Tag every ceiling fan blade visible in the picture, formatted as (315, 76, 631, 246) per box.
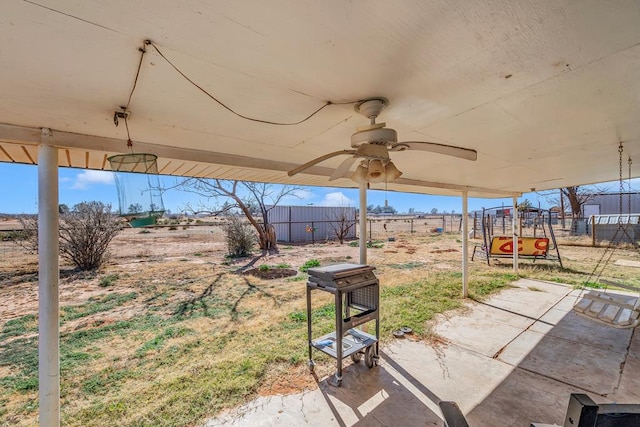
(288, 150, 356, 177)
(391, 141, 477, 161)
(329, 157, 357, 181)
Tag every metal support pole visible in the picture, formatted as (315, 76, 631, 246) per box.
(462, 191, 469, 298)
(311, 221, 315, 244)
(559, 188, 566, 229)
(512, 196, 519, 275)
(359, 183, 367, 264)
(288, 206, 292, 243)
(333, 291, 343, 386)
(473, 212, 477, 239)
(38, 132, 60, 427)
(306, 287, 313, 365)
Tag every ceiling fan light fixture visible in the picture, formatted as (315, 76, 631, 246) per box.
(367, 159, 386, 182)
(287, 97, 477, 180)
(351, 164, 369, 184)
(385, 161, 402, 181)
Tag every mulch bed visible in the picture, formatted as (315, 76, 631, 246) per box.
(243, 268, 298, 280)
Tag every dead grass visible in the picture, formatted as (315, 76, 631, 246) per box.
(1, 229, 639, 426)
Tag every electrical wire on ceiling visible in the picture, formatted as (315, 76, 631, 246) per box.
(125, 40, 150, 110)
(122, 39, 363, 126)
(113, 40, 151, 151)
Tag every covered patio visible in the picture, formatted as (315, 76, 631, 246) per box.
(208, 279, 640, 426)
(1, 1, 640, 425)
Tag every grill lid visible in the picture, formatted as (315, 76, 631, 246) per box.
(307, 263, 375, 280)
(307, 263, 377, 289)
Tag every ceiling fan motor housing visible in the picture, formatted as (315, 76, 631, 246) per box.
(351, 127, 398, 148)
(354, 142, 390, 160)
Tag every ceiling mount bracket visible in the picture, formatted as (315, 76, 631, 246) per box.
(113, 107, 131, 127)
(354, 97, 389, 122)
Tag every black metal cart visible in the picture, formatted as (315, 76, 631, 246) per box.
(306, 263, 380, 386)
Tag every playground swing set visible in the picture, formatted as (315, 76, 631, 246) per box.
(572, 142, 639, 329)
(471, 205, 563, 268)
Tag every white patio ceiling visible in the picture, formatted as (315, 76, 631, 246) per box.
(1, 0, 640, 198)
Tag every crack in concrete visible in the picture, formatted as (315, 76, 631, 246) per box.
(514, 365, 608, 397)
(299, 392, 310, 424)
(612, 326, 636, 395)
(491, 285, 574, 359)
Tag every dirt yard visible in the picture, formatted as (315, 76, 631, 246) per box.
(1, 224, 639, 426)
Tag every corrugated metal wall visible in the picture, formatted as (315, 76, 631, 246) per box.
(594, 224, 640, 245)
(591, 214, 640, 245)
(584, 193, 640, 215)
(268, 206, 357, 243)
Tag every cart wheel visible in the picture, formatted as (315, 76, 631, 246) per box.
(330, 374, 342, 387)
(365, 346, 377, 369)
(351, 351, 363, 363)
(308, 360, 315, 372)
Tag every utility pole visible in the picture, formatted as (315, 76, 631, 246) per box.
(559, 188, 566, 229)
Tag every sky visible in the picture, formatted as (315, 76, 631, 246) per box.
(1, 162, 635, 216)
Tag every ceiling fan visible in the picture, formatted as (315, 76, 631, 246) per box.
(287, 98, 477, 183)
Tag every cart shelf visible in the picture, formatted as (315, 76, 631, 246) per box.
(311, 329, 377, 359)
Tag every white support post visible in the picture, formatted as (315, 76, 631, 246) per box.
(512, 196, 519, 275)
(462, 191, 469, 298)
(38, 131, 60, 427)
(359, 183, 367, 265)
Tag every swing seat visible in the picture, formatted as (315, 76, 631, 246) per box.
(472, 236, 562, 267)
(573, 282, 640, 328)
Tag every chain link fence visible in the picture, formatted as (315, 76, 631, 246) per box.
(0, 214, 480, 270)
(0, 240, 36, 269)
(0, 224, 229, 270)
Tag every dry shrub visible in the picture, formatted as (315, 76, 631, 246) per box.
(224, 215, 256, 257)
(60, 202, 122, 270)
(17, 202, 121, 270)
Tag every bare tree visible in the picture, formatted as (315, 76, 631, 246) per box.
(538, 185, 607, 219)
(561, 186, 608, 219)
(562, 187, 599, 219)
(327, 206, 356, 244)
(16, 215, 38, 253)
(177, 179, 305, 252)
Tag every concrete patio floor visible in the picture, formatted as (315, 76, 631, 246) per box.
(206, 279, 639, 426)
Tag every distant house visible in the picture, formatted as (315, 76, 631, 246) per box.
(582, 192, 640, 217)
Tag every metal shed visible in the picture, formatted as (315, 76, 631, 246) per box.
(583, 193, 640, 217)
(268, 205, 357, 243)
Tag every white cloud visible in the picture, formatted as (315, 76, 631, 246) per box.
(292, 189, 314, 200)
(72, 170, 115, 190)
(282, 188, 313, 205)
(318, 192, 354, 207)
(280, 188, 314, 204)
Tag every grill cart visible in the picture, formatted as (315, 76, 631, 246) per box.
(306, 264, 380, 386)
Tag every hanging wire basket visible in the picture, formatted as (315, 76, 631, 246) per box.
(107, 153, 165, 227)
(108, 153, 159, 174)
